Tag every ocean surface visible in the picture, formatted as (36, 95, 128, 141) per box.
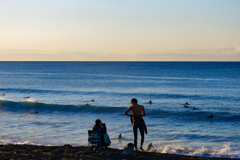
(0, 62, 240, 158)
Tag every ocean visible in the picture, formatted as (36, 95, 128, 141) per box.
(0, 62, 240, 158)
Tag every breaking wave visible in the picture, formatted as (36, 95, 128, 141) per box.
(147, 144, 240, 159)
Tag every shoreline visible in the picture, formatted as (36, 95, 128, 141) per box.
(0, 144, 238, 160)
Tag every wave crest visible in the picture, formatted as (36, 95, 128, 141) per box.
(148, 144, 240, 159)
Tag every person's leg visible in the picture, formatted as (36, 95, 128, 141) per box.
(139, 125, 144, 150)
(133, 125, 138, 150)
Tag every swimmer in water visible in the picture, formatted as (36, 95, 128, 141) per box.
(208, 114, 214, 118)
(91, 99, 94, 102)
(192, 107, 196, 110)
(31, 111, 38, 114)
(204, 114, 214, 118)
(147, 143, 153, 151)
(85, 103, 89, 106)
(185, 102, 189, 105)
(184, 105, 189, 108)
(0, 94, 5, 96)
(118, 134, 122, 140)
(148, 100, 152, 104)
(23, 96, 30, 99)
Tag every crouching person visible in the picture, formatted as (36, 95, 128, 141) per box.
(123, 143, 136, 155)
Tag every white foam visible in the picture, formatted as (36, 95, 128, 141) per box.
(25, 97, 38, 103)
(0, 137, 57, 146)
(146, 144, 240, 159)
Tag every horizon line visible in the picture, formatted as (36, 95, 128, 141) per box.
(0, 61, 239, 62)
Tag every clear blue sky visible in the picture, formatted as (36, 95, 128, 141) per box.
(0, 0, 239, 61)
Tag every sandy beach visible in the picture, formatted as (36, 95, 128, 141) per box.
(0, 144, 238, 160)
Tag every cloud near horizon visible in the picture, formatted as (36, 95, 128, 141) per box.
(139, 45, 238, 56)
(0, 45, 239, 61)
(233, 44, 240, 53)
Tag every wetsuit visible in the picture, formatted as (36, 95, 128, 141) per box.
(132, 116, 144, 149)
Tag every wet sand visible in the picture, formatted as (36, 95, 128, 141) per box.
(0, 144, 238, 160)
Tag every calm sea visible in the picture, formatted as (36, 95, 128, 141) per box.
(0, 62, 240, 158)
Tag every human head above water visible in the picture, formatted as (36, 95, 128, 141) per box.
(131, 98, 138, 104)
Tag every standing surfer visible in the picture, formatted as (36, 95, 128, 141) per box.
(124, 98, 147, 151)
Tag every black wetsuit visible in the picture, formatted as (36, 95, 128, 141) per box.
(132, 116, 144, 149)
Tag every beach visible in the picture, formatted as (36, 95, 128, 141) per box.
(1, 0, 240, 158)
(0, 62, 240, 159)
(0, 144, 238, 160)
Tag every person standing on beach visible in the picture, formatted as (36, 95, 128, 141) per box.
(124, 98, 147, 151)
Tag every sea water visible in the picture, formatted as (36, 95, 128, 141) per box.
(0, 62, 240, 158)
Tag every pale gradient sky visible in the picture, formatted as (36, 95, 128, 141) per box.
(0, 0, 239, 61)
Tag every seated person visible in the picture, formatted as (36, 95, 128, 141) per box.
(123, 143, 135, 155)
(92, 119, 110, 148)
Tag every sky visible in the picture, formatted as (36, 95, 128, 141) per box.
(0, 0, 240, 61)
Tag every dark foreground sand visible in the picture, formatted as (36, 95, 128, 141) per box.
(0, 144, 238, 160)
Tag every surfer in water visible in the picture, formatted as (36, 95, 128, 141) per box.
(208, 114, 214, 118)
(23, 96, 30, 98)
(204, 114, 214, 118)
(124, 98, 146, 151)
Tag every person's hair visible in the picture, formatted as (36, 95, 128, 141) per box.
(94, 119, 102, 128)
(126, 143, 134, 148)
(131, 98, 138, 104)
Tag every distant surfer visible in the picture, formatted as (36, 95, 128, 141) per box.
(31, 111, 38, 114)
(91, 99, 94, 102)
(204, 114, 214, 118)
(148, 100, 152, 104)
(185, 102, 189, 105)
(184, 105, 189, 108)
(85, 103, 89, 106)
(0, 94, 5, 96)
(207, 114, 214, 118)
(23, 96, 30, 98)
(192, 107, 196, 110)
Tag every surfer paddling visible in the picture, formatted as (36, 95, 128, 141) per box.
(124, 98, 147, 151)
(23, 96, 30, 98)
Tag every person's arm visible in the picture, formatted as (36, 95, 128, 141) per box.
(124, 107, 132, 116)
(142, 106, 146, 116)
